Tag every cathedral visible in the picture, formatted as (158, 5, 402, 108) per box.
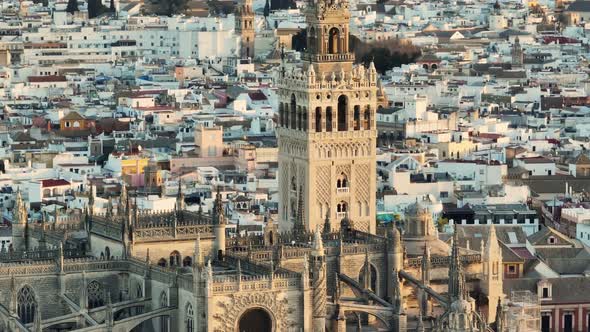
(0, 187, 502, 332)
(0, 1, 506, 331)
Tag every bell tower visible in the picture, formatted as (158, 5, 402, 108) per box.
(235, 0, 255, 59)
(277, 0, 378, 234)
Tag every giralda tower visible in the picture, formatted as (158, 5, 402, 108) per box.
(276, 0, 378, 234)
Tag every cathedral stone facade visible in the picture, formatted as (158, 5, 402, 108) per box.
(0, 184, 504, 332)
(276, 0, 378, 234)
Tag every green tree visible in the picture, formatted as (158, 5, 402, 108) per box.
(437, 217, 449, 232)
(66, 0, 79, 13)
(158, 0, 189, 16)
(88, 0, 108, 18)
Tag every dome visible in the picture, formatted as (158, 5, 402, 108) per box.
(388, 224, 401, 243)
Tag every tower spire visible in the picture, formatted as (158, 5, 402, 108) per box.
(448, 226, 461, 301)
(293, 186, 306, 239)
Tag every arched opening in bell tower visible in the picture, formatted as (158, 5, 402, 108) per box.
(329, 27, 340, 54)
(326, 107, 333, 132)
(309, 27, 317, 53)
(337, 95, 348, 131)
(353, 105, 361, 130)
(315, 107, 322, 132)
(290, 94, 297, 129)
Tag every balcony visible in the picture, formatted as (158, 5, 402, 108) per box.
(336, 187, 349, 194)
(336, 212, 347, 220)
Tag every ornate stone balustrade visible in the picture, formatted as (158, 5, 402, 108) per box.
(0, 246, 86, 262)
(405, 254, 482, 269)
(210, 275, 301, 295)
(90, 218, 122, 241)
(133, 224, 213, 241)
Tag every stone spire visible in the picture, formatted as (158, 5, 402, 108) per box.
(302, 253, 310, 288)
(323, 209, 331, 234)
(213, 186, 225, 225)
(38, 212, 47, 250)
(9, 274, 16, 314)
(33, 304, 42, 332)
(106, 196, 113, 218)
(80, 270, 87, 310)
(311, 226, 324, 257)
(176, 180, 185, 211)
(193, 233, 203, 268)
(119, 183, 128, 215)
(105, 292, 113, 331)
(448, 226, 461, 301)
(311, 226, 327, 332)
(362, 249, 371, 290)
(483, 224, 503, 324)
(57, 241, 64, 273)
(88, 182, 95, 215)
(495, 298, 504, 332)
(13, 188, 28, 224)
(392, 268, 402, 311)
(456, 262, 466, 300)
(420, 244, 432, 317)
(421, 244, 431, 285)
(293, 186, 306, 238)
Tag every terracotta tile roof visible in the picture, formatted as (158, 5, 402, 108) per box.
(61, 111, 85, 121)
(41, 179, 70, 188)
(28, 75, 67, 83)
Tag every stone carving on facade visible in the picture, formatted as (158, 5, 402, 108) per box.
(212, 292, 292, 332)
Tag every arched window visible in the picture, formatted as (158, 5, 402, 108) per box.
(283, 103, 289, 127)
(326, 107, 333, 132)
(337, 95, 348, 131)
(158, 258, 167, 267)
(279, 103, 284, 126)
(358, 263, 378, 293)
(336, 173, 349, 190)
(135, 283, 143, 299)
(17, 286, 36, 324)
(160, 292, 169, 332)
(183, 256, 192, 267)
(309, 27, 316, 53)
(290, 94, 297, 129)
(329, 27, 340, 54)
(170, 251, 181, 267)
(87, 280, 104, 309)
(364, 106, 371, 130)
(104, 246, 111, 260)
(186, 303, 194, 332)
(302, 107, 308, 131)
(353, 105, 361, 130)
(315, 107, 322, 132)
(337, 201, 348, 213)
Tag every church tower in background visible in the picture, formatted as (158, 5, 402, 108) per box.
(276, 0, 378, 234)
(235, 0, 255, 59)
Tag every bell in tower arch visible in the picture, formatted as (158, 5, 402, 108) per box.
(329, 27, 340, 54)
